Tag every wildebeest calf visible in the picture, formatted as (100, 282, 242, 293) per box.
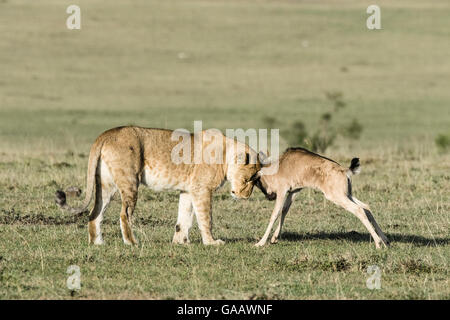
(253, 148, 390, 249)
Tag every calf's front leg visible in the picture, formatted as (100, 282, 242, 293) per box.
(255, 191, 287, 247)
(271, 191, 297, 244)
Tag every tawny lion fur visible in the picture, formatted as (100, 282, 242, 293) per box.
(56, 126, 261, 245)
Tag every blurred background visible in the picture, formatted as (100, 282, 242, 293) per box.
(1, 0, 449, 158)
(0, 0, 449, 300)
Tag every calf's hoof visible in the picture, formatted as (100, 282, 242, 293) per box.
(255, 240, 266, 247)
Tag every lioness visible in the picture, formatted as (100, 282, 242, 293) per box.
(56, 126, 261, 245)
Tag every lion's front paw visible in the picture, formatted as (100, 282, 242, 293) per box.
(93, 238, 104, 245)
(172, 233, 190, 245)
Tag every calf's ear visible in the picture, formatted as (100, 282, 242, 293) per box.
(258, 151, 272, 166)
(258, 151, 267, 162)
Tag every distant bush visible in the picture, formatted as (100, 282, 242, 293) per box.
(307, 130, 336, 153)
(263, 92, 364, 153)
(342, 118, 363, 140)
(435, 134, 450, 153)
(304, 107, 337, 153)
(262, 116, 277, 129)
(289, 121, 308, 146)
(325, 91, 348, 113)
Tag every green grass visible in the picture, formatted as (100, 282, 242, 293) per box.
(0, 0, 449, 299)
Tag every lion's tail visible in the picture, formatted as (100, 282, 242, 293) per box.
(55, 139, 103, 215)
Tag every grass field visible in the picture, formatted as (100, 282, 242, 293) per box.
(0, 0, 449, 299)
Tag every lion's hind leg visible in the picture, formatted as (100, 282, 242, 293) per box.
(109, 168, 139, 245)
(102, 140, 142, 245)
(88, 160, 117, 245)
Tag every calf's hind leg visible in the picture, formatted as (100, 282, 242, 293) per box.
(328, 194, 389, 249)
(352, 197, 390, 246)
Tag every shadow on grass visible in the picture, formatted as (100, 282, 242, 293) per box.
(277, 231, 450, 247)
(0, 209, 173, 227)
(2, 210, 448, 248)
(0, 210, 83, 225)
(229, 231, 449, 247)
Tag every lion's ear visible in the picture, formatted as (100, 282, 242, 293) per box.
(245, 153, 251, 165)
(236, 152, 251, 165)
(258, 151, 266, 160)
